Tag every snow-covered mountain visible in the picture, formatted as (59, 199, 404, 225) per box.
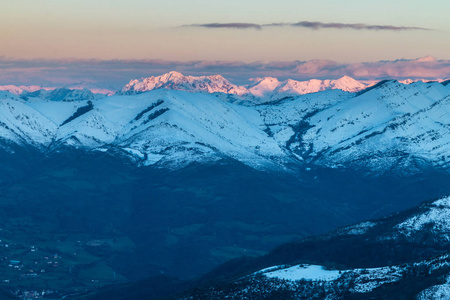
(121, 71, 248, 96)
(261, 80, 450, 173)
(0, 79, 448, 173)
(313, 81, 450, 172)
(247, 75, 368, 101)
(121, 72, 371, 102)
(0, 89, 287, 168)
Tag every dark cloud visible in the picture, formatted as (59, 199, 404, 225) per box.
(184, 23, 262, 30)
(284, 21, 428, 31)
(183, 21, 429, 31)
(0, 57, 448, 89)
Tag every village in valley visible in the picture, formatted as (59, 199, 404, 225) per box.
(0, 226, 129, 299)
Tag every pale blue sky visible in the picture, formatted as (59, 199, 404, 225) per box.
(2, 0, 449, 62)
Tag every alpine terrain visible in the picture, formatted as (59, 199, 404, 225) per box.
(0, 72, 449, 299)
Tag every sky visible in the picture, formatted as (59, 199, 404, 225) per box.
(1, 0, 450, 87)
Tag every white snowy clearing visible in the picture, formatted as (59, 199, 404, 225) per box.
(256, 263, 404, 294)
(260, 264, 342, 281)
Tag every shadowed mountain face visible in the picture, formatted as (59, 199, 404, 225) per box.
(175, 195, 450, 300)
(85, 195, 450, 300)
(1, 147, 449, 284)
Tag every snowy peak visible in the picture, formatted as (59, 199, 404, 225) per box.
(121, 71, 248, 96)
(160, 70, 184, 81)
(277, 76, 367, 94)
(329, 75, 367, 92)
(247, 77, 281, 97)
(245, 76, 369, 102)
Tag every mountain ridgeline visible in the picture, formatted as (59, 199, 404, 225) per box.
(0, 74, 449, 298)
(0, 78, 449, 173)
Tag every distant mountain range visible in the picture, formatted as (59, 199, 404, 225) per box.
(3, 72, 447, 104)
(120, 72, 373, 102)
(0, 83, 115, 97)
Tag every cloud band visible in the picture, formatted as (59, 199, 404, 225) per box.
(184, 21, 429, 31)
(0, 57, 448, 88)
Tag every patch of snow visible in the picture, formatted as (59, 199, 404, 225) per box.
(261, 264, 343, 281)
(123, 147, 145, 159)
(258, 263, 403, 294)
(340, 221, 377, 235)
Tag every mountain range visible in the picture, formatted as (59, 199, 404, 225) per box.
(4, 72, 446, 104)
(0, 76, 448, 175)
(0, 73, 450, 299)
(0, 83, 115, 97)
(120, 72, 372, 103)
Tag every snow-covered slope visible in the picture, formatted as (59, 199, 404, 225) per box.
(260, 80, 450, 173)
(0, 89, 288, 169)
(0, 80, 449, 172)
(0, 97, 57, 148)
(327, 195, 450, 244)
(394, 196, 450, 242)
(205, 255, 450, 299)
(109, 90, 286, 167)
